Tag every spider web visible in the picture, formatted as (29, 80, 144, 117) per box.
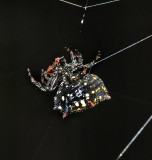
(60, 0, 120, 25)
(60, 0, 120, 8)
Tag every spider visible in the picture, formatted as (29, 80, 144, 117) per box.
(27, 48, 111, 118)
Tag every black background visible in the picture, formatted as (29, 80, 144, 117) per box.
(0, 0, 152, 160)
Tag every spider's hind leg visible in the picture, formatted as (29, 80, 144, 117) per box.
(27, 68, 47, 92)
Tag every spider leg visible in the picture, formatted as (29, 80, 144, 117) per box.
(84, 51, 102, 73)
(65, 47, 83, 64)
(41, 69, 45, 84)
(74, 49, 83, 64)
(91, 51, 101, 65)
(27, 68, 48, 92)
(62, 97, 71, 119)
(95, 51, 101, 61)
(66, 47, 76, 63)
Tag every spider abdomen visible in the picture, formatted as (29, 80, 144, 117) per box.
(54, 74, 111, 117)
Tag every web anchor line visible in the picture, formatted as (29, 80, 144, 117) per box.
(116, 115, 152, 160)
(93, 34, 152, 159)
(59, 0, 83, 8)
(87, 0, 120, 8)
(60, 0, 120, 9)
(60, 0, 120, 24)
(93, 34, 152, 66)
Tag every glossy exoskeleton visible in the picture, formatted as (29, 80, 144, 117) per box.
(27, 48, 111, 118)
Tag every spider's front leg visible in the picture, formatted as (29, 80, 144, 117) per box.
(87, 51, 101, 67)
(91, 51, 101, 65)
(82, 51, 102, 73)
(66, 47, 76, 63)
(27, 68, 48, 92)
(41, 69, 46, 85)
(66, 47, 83, 64)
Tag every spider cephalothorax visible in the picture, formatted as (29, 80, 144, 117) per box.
(27, 48, 111, 118)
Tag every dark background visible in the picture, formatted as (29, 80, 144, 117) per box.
(0, 0, 152, 160)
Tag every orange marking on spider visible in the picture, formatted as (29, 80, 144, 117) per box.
(89, 101, 95, 107)
(55, 57, 60, 64)
(31, 78, 35, 82)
